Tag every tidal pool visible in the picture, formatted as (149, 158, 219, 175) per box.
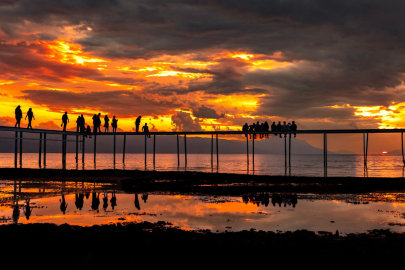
(1, 180, 405, 234)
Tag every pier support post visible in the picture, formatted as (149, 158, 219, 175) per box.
(252, 135, 255, 169)
(216, 134, 219, 167)
(184, 134, 187, 167)
(246, 135, 249, 168)
(363, 133, 369, 167)
(39, 133, 42, 167)
(289, 134, 291, 168)
(61, 134, 64, 166)
(75, 135, 79, 164)
(123, 135, 126, 164)
(401, 132, 405, 166)
(324, 133, 327, 176)
(284, 133, 287, 169)
(153, 135, 156, 167)
(14, 131, 17, 167)
(211, 134, 213, 168)
(82, 135, 85, 164)
(113, 134, 116, 165)
(94, 135, 97, 164)
(144, 134, 147, 167)
(177, 134, 179, 167)
(19, 131, 22, 166)
(43, 133, 46, 167)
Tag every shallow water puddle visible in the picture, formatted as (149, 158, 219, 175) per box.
(1, 181, 405, 234)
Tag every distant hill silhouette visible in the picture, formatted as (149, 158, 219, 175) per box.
(387, 149, 404, 156)
(0, 133, 338, 154)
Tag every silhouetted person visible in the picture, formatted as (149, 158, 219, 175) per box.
(291, 121, 297, 138)
(249, 123, 254, 139)
(76, 115, 81, 132)
(92, 114, 97, 133)
(276, 121, 282, 138)
(85, 125, 92, 138)
(264, 121, 269, 138)
(61, 112, 69, 131)
(141, 193, 148, 203)
(242, 123, 249, 137)
(135, 116, 141, 133)
(79, 115, 85, 133)
(271, 122, 277, 135)
(112, 116, 118, 133)
(97, 113, 101, 133)
(104, 115, 109, 132)
(134, 193, 141, 210)
(102, 193, 108, 211)
(260, 123, 264, 138)
(60, 195, 68, 214)
(91, 192, 100, 211)
(110, 191, 117, 210)
(12, 202, 20, 223)
(142, 123, 151, 138)
(15, 105, 22, 128)
(75, 193, 84, 210)
(25, 108, 35, 129)
(24, 199, 32, 220)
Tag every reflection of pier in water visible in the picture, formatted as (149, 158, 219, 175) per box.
(1, 125, 405, 176)
(243, 193, 298, 208)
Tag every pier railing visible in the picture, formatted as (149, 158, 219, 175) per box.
(1, 125, 405, 176)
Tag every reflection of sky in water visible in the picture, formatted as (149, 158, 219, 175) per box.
(2, 182, 405, 234)
(1, 153, 405, 177)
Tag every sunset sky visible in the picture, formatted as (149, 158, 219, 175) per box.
(1, 0, 405, 153)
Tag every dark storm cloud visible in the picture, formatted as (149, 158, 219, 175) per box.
(21, 89, 186, 116)
(192, 105, 224, 119)
(3, 0, 405, 124)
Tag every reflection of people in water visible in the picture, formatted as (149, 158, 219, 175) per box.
(141, 193, 148, 203)
(102, 193, 108, 211)
(60, 195, 68, 214)
(91, 192, 100, 211)
(134, 193, 140, 210)
(75, 193, 84, 210)
(110, 191, 117, 210)
(24, 199, 32, 220)
(85, 192, 90, 200)
(12, 202, 20, 223)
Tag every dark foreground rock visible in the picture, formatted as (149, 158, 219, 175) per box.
(0, 222, 404, 269)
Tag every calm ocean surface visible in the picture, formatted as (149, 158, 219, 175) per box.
(0, 153, 404, 177)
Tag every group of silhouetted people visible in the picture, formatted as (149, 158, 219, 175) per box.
(13, 105, 155, 136)
(242, 121, 298, 138)
(242, 193, 298, 208)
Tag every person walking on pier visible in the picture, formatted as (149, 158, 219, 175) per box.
(61, 112, 69, 131)
(15, 105, 22, 128)
(142, 123, 151, 138)
(104, 115, 110, 132)
(135, 116, 141, 133)
(112, 116, 118, 133)
(25, 108, 35, 129)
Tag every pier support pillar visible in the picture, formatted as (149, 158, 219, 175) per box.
(14, 131, 17, 167)
(284, 133, 287, 170)
(216, 134, 219, 168)
(289, 134, 291, 168)
(43, 133, 46, 167)
(153, 135, 156, 168)
(211, 134, 213, 168)
(75, 135, 78, 163)
(19, 132, 22, 167)
(113, 134, 116, 165)
(252, 135, 255, 169)
(144, 134, 147, 167)
(402, 132, 405, 165)
(363, 133, 369, 167)
(82, 135, 85, 164)
(184, 134, 187, 167)
(246, 135, 249, 168)
(177, 134, 179, 167)
(123, 135, 126, 164)
(39, 133, 42, 167)
(94, 135, 97, 164)
(324, 133, 327, 176)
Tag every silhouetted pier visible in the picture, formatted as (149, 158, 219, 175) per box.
(1, 125, 405, 176)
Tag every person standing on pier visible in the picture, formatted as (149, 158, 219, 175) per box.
(135, 116, 141, 133)
(242, 123, 249, 137)
(276, 121, 282, 138)
(76, 115, 81, 132)
(92, 114, 97, 133)
(61, 112, 69, 131)
(97, 113, 102, 133)
(142, 123, 151, 138)
(112, 116, 118, 133)
(25, 108, 35, 129)
(291, 121, 297, 138)
(79, 114, 85, 133)
(15, 105, 22, 128)
(104, 115, 110, 132)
